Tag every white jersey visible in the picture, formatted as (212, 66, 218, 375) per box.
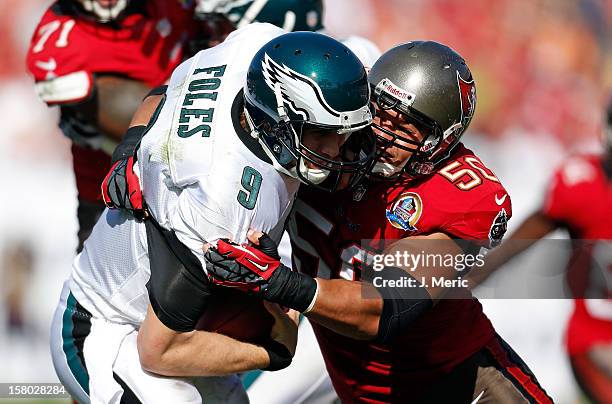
(69, 23, 299, 325)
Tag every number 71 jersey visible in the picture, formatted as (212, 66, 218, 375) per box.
(27, 0, 195, 104)
(541, 155, 612, 356)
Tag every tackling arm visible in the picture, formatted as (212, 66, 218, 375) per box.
(306, 232, 462, 340)
(303, 279, 382, 340)
(205, 232, 465, 342)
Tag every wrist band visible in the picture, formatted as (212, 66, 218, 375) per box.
(302, 278, 319, 314)
(263, 339, 292, 371)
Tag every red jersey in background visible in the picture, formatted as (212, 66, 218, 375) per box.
(26, 0, 194, 202)
(542, 154, 612, 356)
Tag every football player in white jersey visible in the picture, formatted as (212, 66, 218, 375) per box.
(102, 2, 381, 403)
(191, 3, 381, 403)
(50, 24, 375, 404)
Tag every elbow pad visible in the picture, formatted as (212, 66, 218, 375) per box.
(375, 266, 432, 345)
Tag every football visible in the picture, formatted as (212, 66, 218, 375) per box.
(196, 288, 275, 344)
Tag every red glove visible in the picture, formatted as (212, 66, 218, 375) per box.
(205, 236, 282, 293)
(204, 234, 318, 312)
(101, 156, 146, 219)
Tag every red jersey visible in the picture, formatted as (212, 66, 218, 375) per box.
(289, 144, 512, 403)
(542, 154, 612, 356)
(26, 0, 194, 202)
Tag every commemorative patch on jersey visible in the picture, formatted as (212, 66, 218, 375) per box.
(386, 192, 422, 231)
(488, 208, 508, 247)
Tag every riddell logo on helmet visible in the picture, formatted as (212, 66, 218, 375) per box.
(383, 79, 414, 103)
(419, 142, 435, 152)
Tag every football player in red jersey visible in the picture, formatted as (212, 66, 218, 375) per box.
(468, 100, 612, 403)
(26, 0, 196, 251)
(204, 42, 553, 403)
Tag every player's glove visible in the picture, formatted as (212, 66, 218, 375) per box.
(101, 156, 147, 220)
(204, 233, 318, 313)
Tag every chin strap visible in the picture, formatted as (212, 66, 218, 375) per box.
(273, 83, 289, 122)
(244, 106, 299, 181)
(298, 158, 330, 185)
(244, 107, 259, 139)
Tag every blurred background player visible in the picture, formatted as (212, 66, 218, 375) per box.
(470, 99, 612, 403)
(190, 0, 381, 81)
(26, 0, 196, 252)
(191, 0, 324, 50)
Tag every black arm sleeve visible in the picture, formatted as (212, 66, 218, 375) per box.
(144, 218, 213, 332)
(111, 125, 146, 164)
(375, 266, 433, 345)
